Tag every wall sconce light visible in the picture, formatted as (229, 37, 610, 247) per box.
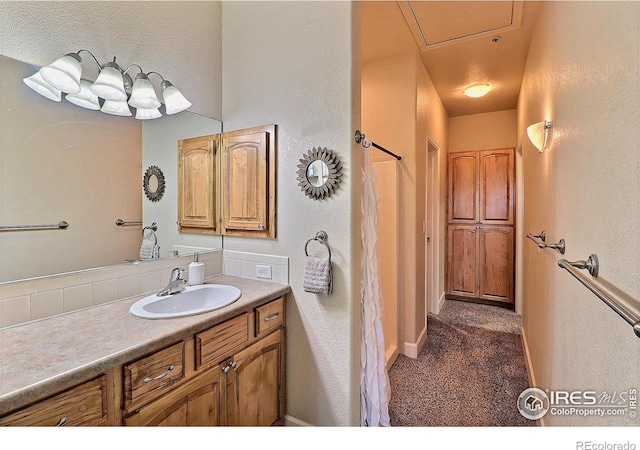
(23, 49, 191, 120)
(526, 120, 553, 153)
(463, 83, 491, 98)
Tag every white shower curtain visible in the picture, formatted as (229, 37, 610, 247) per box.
(360, 147, 391, 427)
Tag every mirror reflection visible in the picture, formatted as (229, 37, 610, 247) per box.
(306, 160, 329, 187)
(0, 54, 222, 284)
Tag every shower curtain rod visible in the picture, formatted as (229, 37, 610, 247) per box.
(354, 130, 402, 161)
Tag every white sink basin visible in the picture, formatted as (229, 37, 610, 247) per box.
(130, 284, 242, 319)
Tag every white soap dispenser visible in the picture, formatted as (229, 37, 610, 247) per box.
(188, 252, 204, 285)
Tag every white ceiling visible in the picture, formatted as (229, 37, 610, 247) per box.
(362, 1, 541, 117)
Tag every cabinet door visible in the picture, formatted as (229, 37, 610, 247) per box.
(124, 368, 222, 426)
(479, 226, 514, 303)
(479, 148, 515, 226)
(178, 134, 219, 232)
(447, 225, 479, 299)
(221, 125, 276, 238)
(0, 376, 108, 426)
(226, 329, 284, 426)
(448, 152, 478, 224)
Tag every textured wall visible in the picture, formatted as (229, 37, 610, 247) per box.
(519, 1, 640, 426)
(449, 109, 517, 153)
(0, 1, 222, 119)
(221, 1, 360, 426)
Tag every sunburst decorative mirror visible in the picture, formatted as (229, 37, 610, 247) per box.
(296, 147, 342, 200)
(143, 165, 166, 202)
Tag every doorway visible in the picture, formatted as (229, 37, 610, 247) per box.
(425, 136, 441, 315)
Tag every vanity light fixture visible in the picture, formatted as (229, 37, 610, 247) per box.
(526, 120, 553, 153)
(23, 49, 191, 119)
(463, 83, 491, 98)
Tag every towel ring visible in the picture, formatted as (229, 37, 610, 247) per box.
(142, 222, 158, 245)
(305, 230, 331, 260)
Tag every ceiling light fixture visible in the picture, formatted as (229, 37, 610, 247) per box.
(463, 83, 491, 98)
(23, 49, 191, 119)
(526, 120, 553, 153)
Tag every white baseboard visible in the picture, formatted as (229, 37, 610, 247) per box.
(284, 414, 313, 426)
(521, 325, 544, 427)
(404, 325, 427, 359)
(385, 344, 399, 371)
(438, 292, 446, 312)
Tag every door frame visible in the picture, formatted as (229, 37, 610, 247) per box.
(425, 135, 441, 315)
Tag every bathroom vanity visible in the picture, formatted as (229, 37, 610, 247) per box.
(0, 275, 289, 426)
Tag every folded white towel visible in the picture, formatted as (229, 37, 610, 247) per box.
(139, 238, 156, 261)
(303, 256, 333, 295)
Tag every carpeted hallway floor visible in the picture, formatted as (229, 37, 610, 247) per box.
(388, 299, 535, 427)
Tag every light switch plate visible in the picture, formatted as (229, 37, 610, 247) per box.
(256, 264, 272, 280)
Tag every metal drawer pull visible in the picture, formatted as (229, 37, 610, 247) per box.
(264, 312, 280, 322)
(55, 416, 68, 427)
(143, 364, 175, 384)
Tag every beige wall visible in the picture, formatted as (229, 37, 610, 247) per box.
(362, 50, 449, 357)
(221, 1, 360, 426)
(449, 109, 517, 153)
(519, 1, 640, 426)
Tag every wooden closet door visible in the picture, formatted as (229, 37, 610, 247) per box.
(479, 149, 515, 226)
(478, 226, 514, 303)
(447, 225, 479, 299)
(447, 152, 478, 224)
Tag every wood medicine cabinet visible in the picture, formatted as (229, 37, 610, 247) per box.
(177, 124, 276, 238)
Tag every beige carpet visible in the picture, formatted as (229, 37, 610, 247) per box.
(388, 299, 535, 427)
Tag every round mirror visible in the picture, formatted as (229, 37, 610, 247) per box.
(143, 165, 166, 202)
(306, 160, 329, 187)
(296, 147, 342, 200)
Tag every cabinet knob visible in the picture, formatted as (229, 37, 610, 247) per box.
(230, 361, 238, 370)
(258, 224, 265, 231)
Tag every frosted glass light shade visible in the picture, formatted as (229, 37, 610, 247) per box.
(101, 100, 132, 116)
(135, 107, 162, 120)
(65, 79, 100, 110)
(161, 81, 191, 114)
(90, 63, 127, 101)
(23, 72, 62, 102)
(128, 73, 161, 109)
(527, 120, 553, 153)
(40, 53, 82, 94)
(463, 83, 491, 98)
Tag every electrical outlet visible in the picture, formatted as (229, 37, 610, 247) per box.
(256, 264, 272, 280)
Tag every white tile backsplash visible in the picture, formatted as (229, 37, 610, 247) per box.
(0, 249, 292, 329)
(223, 250, 289, 285)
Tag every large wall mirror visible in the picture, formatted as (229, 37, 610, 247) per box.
(0, 54, 223, 284)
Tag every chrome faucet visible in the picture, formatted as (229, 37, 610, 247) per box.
(157, 267, 187, 296)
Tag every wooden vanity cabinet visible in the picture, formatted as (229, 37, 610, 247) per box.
(123, 366, 223, 426)
(0, 296, 286, 427)
(123, 296, 285, 427)
(225, 329, 285, 426)
(0, 376, 109, 426)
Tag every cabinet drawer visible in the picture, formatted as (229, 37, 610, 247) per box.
(0, 376, 107, 426)
(124, 341, 186, 410)
(255, 297, 284, 338)
(195, 313, 248, 369)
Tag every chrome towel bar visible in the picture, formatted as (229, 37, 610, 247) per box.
(115, 219, 142, 226)
(527, 231, 566, 254)
(0, 221, 69, 232)
(558, 254, 640, 339)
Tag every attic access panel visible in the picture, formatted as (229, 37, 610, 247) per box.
(398, 1, 524, 50)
